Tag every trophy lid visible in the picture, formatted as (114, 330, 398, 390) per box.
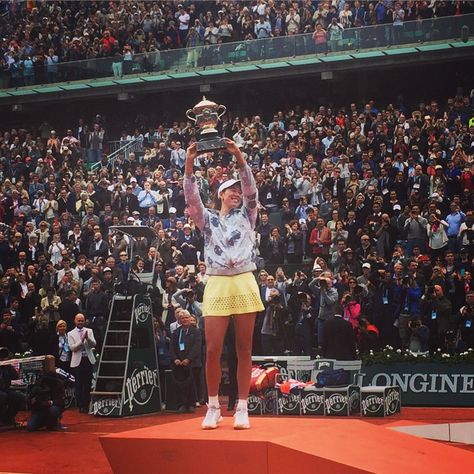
(192, 96, 218, 111)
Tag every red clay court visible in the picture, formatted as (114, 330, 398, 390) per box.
(1, 407, 474, 474)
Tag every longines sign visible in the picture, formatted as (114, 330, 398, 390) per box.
(362, 363, 474, 406)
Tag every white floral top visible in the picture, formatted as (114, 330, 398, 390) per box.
(184, 164, 258, 276)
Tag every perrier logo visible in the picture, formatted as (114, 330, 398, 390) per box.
(134, 302, 150, 325)
(325, 393, 347, 413)
(124, 366, 159, 411)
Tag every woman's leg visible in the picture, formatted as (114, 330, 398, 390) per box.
(233, 313, 257, 399)
(204, 316, 230, 397)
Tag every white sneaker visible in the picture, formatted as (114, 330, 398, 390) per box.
(233, 408, 250, 430)
(201, 405, 223, 430)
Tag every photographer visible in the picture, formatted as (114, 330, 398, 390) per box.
(455, 291, 474, 349)
(27, 356, 66, 431)
(398, 274, 423, 348)
(421, 284, 452, 353)
(261, 289, 290, 355)
(316, 271, 339, 349)
(341, 290, 361, 329)
(407, 315, 430, 353)
(442, 330, 464, 355)
(458, 210, 474, 258)
(174, 287, 203, 322)
(293, 292, 316, 356)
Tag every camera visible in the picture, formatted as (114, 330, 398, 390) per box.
(408, 320, 421, 329)
(445, 331, 457, 343)
(402, 276, 411, 286)
(269, 294, 281, 305)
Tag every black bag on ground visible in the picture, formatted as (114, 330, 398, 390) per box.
(316, 369, 350, 387)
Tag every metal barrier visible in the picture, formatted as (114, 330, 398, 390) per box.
(90, 138, 143, 173)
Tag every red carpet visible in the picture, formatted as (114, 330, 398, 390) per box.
(1, 407, 474, 474)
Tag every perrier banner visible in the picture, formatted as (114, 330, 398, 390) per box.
(122, 294, 161, 416)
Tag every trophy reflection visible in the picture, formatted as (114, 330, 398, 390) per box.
(186, 97, 227, 152)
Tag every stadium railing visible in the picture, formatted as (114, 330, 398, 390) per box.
(0, 13, 472, 91)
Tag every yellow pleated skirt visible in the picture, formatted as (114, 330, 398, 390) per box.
(203, 272, 265, 317)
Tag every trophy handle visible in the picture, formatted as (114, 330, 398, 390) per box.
(217, 105, 227, 119)
(186, 109, 197, 123)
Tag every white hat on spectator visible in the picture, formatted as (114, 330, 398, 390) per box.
(103, 267, 112, 273)
(298, 218, 306, 225)
(393, 204, 401, 211)
(313, 264, 323, 272)
(169, 207, 177, 214)
(362, 263, 371, 269)
(130, 177, 137, 183)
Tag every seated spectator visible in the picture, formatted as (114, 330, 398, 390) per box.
(0, 346, 26, 427)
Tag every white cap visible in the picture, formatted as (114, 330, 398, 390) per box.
(183, 223, 191, 229)
(218, 179, 241, 195)
(313, 264, 323, 272)
(103, 267, 112, 272)
(393, 204, 401, 211)
(299, 218, 306, 225)
(362, 263, 371, 269)
(169, 207, 177, 214)
(130, 177, 137, 183)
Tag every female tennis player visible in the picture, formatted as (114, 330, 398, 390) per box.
(183, 138, 264, 429)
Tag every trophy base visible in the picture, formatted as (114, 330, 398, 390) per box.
(196, 137, 227, 153)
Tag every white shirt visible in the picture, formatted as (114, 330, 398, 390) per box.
(178, 13, 190, 30)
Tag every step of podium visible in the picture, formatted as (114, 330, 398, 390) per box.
(100, 418, 474, 474)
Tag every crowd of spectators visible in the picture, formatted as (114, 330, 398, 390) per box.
(0, 87, 474, 406)
(1, 1, 473, 87)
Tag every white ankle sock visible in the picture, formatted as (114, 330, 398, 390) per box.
(208, 396, 219, 407)
(236, 399, 248, 411)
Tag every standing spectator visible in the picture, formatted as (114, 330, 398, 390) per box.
(88, 123, 105, 164)
(286, 7, 301, 35)
(392, 2, 405, 44)
(309, 217, 332, 258)
(427, 213, 449, 259)
(46, 49, 59, 83)
(404, 205, 428, 255)
(313, 24, 328, 54)
(54, 320, 71, 372)
(421, 285, 452, 352)
(177, 5, 191, 45)
(327, 17, 344, 52)
(445, 202, 465, 253)
(284, 220, 304, 264)
(169, 309, 202, 413)
(67, 313, 96, 414)
(322, 311, 357, 360)
(317, 271, 339, 348)
(456, 291, 474, 350)
(260, 289, 290, 355)
(458, 210, 474, 257)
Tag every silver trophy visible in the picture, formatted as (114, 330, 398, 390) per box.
(186, 97, 227, 152)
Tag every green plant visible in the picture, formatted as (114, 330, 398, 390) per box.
(361, 346, 474, 366)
